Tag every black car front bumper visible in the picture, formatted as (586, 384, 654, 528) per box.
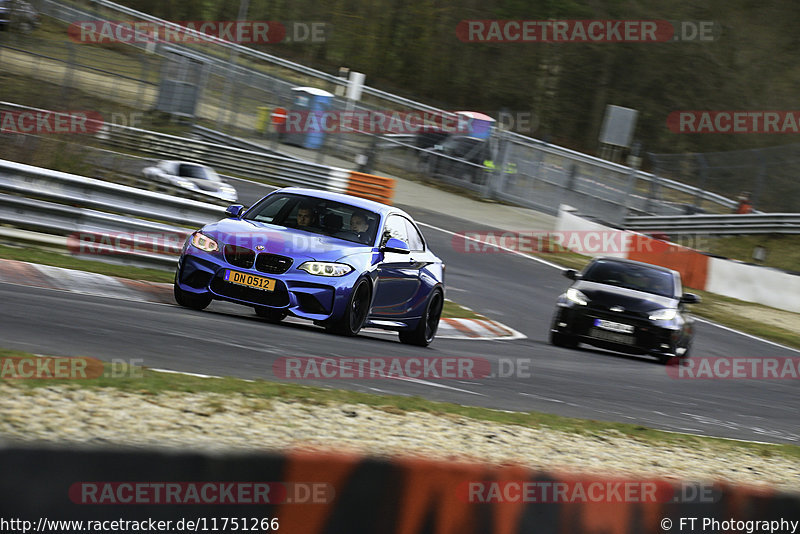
(551, 304, 683, 357)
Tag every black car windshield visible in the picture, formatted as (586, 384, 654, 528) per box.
(244, 193, 380, 245)
(582, 260, 675, 298)
(178, 164, 211, 180)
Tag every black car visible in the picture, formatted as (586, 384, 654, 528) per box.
(549, 257, 700, 363)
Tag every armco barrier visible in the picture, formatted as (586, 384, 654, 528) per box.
(2, 446, 797, 533)
(347, 171, 397, 205)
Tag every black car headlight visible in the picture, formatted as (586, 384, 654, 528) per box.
(298, 261, 353, 277)
(566, 288, 589, 306)
(648, 308, 677, 321)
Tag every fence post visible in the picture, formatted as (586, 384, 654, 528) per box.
(752, 151, 766, 212)
(622, 167, 639, 212)
(694, 153, 709, 212)
(488, 130, 510, 200)
(645, 152, 661, 214)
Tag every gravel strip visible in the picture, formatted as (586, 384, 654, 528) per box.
(1, 384, 799, 491)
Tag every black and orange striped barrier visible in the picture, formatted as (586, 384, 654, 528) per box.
(346, 171, 396, 205)
(12, 446, 797, 533)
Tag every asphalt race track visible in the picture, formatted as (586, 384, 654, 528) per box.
(1, 191, 798, 445)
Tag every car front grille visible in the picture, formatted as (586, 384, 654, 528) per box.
(255, 253, 293, 274)
(224, 244, 255, 269)
(586, 304, 650, 321)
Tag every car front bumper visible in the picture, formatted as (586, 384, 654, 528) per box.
(551, 304, 684, 357)
(176, 250, 365, 322)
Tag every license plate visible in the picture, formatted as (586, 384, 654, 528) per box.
(589, 328, 635, 345)
(224, 270, 275, 291)
(594, 318, 634, 334)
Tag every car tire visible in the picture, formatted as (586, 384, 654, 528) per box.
(254, 306, 287, 323)
(399, 287, 444, 347)
(326, 278, 371, 337)
(173, 281, 212, 311)
(549, 329, 578, 348)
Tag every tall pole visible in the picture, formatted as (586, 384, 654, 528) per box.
(220, 0, 250, 132)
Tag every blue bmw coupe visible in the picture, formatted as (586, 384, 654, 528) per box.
(174, 187, 446, 346)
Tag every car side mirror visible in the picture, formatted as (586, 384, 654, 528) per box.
(680, 293, 701, 304)
(225, 205, 244, 218)
(563, 269, 579, 280)
(381, 238, 410, 254)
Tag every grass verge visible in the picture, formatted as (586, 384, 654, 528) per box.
(0, 243, 175, 284)
(705, 234, 800, 273)
(3, 347, 799, 461)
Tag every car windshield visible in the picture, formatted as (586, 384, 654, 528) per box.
(244, 193, 380, 245)
(582, 260, 675, 298)
(177, 163, 217, 180)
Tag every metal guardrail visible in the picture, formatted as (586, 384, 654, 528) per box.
(0, 158, 225, 226)
(0, 158, 226, 269)
(190, 125, 304, 161)
(624, 213, 800, 235)
(103, 127, 340, 188)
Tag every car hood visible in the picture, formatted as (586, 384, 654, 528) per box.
(201, 218, 371, 262)
(572, 281, 677, 312)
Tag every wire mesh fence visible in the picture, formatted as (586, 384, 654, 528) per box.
(649, 144, 800, 214)
(0, 0, 754, 226)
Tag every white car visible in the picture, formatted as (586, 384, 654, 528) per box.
(143, 160, 238, 203)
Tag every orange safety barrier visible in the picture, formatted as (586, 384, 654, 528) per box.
(346, 171, 396, 205)
(627, 234, 709, 290)
(270, 451, 790, 534)
(5, 446, 795, 533)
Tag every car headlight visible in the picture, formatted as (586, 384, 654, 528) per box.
(190, 232, 219, 252)
(649, 308, 677, 321)
(298, 261, 353, 277)
(566, 288, 588, 306)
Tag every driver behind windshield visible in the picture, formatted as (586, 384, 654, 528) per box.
(295, 202, 318, 228)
